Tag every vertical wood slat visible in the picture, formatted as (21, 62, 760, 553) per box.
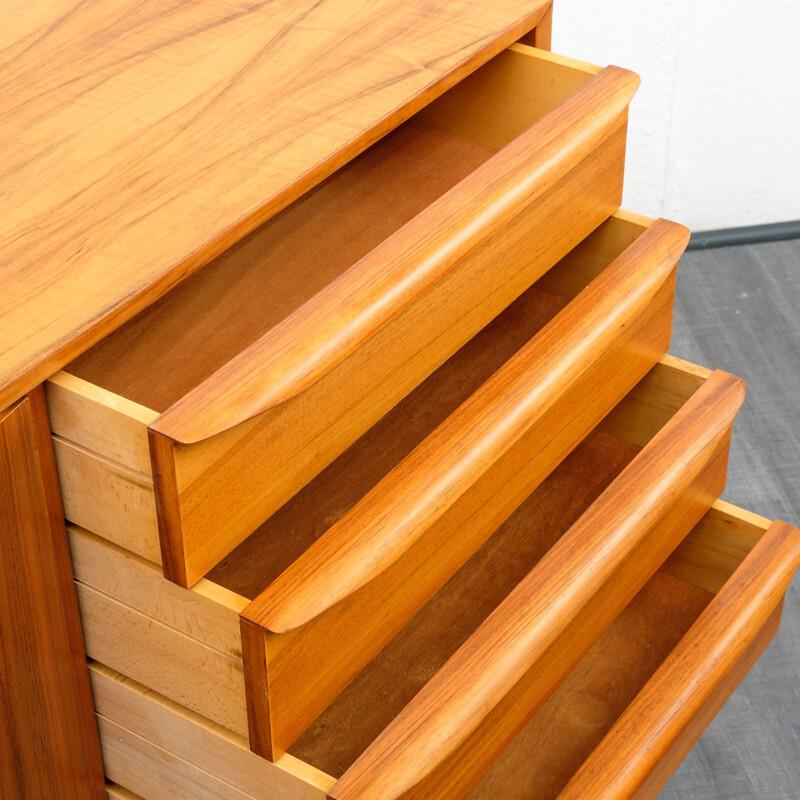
(0, 388, 105, 799)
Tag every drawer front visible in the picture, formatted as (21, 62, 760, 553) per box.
(151, 51, 638, 588)
(556, 520, 800, 800)
(83, 505, 799, 800)
(240, 217, 685, 761)
(90, 664, 331, 800)
(326, 369, 745, 800)
(49, 45, 640, 589)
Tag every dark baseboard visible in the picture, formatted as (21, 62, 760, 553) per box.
(688, 219, 800, 250)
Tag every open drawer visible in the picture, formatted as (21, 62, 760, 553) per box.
(82, 477, 800, 800)
(310, 363, 745, 800)
(46, 44, 639, 588)
(67, 209, 685, 740)
(70, 345, 743, 758)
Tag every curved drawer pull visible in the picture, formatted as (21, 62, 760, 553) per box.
(153, 64, 640, 445)
(328, 370, 745, 800)
(557, 519, 800, 800)
(240, 219, 687, 761)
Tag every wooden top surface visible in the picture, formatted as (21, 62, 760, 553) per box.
(0, 0, 549, 409)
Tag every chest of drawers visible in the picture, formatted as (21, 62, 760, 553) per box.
(1, 3, 797, 799)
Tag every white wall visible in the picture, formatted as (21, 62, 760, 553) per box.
(554, 0, 800, 231)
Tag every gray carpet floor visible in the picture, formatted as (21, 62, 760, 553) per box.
(660, 237, 800, 799)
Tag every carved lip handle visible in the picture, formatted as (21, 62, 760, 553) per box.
(328, 369, 745, 800)
(243, 218, 688, 635)
(151, 64, 640, 445)
(557, 518, 800, 799)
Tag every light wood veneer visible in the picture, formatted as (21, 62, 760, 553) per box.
(50, 44, 638, 588)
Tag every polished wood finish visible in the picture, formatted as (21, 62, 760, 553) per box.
(151, 52, 633, 443)
(150, 52, 637, 587)
(0, 391, 105, 799)
(519, 2, 553, 50)
(240, 218, 685, 760)
(328, 370, 744, 800)
(75, 501, 794, 800)
(468, 571, 714, 800)
(0, 0, 552, 410)
(51, 45, 638, 588)
(53, 212, 654, 580)
(558, 520, 800, 800)
(3, 4, 790, 796)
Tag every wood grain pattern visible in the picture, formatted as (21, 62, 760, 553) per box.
(557, 521, 800, 800)
(76, 503, 785, 800)
(0, 0, 552, 409)
(240, 218, 686, 760)
(69, 525, 246, 657)
(598, 354, 713, 447)
(54, 436, 160, 563)
(67, 123, 494, 414)
(76, 581, 249, 737)
(107, 785, 146, 800)
(661, 499, 770, 594)
(91, 664, 333, 800)
(328, 370, 745, 800)
(0, 392, 105, 799)
(149, 50, 637, 587)
(153, 51, 634, 442)
(468, 571, 713, 800)
(58, 212, 652, 592)
(46, 372, 157, 475)
(519, 2, 553, 49)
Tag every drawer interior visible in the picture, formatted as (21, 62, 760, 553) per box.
(206, 212, 658, 600)
(81, 498, 772, 800)
(64, 46, 598, 414)
(467, 570, 713, 800)
(289, 503, 765, 793)
(466, 503, 772, 800)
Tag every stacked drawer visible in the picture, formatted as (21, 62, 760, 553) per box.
(47, 42, 799, 800)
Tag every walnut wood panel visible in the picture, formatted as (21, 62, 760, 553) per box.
(240, 219, 686, 760)
(0, 391, 104, 799)
(328, 370, 745, 800)
(150, 53, 638, 587)
(0, 0, 553, 409)
(557, 520, 800, 800)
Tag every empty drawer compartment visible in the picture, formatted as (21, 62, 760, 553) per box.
(48, 44, 639, 587)
(69, 210, 686, 746)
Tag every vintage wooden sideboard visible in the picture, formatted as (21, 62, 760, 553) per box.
(1, 3, 798, 799)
